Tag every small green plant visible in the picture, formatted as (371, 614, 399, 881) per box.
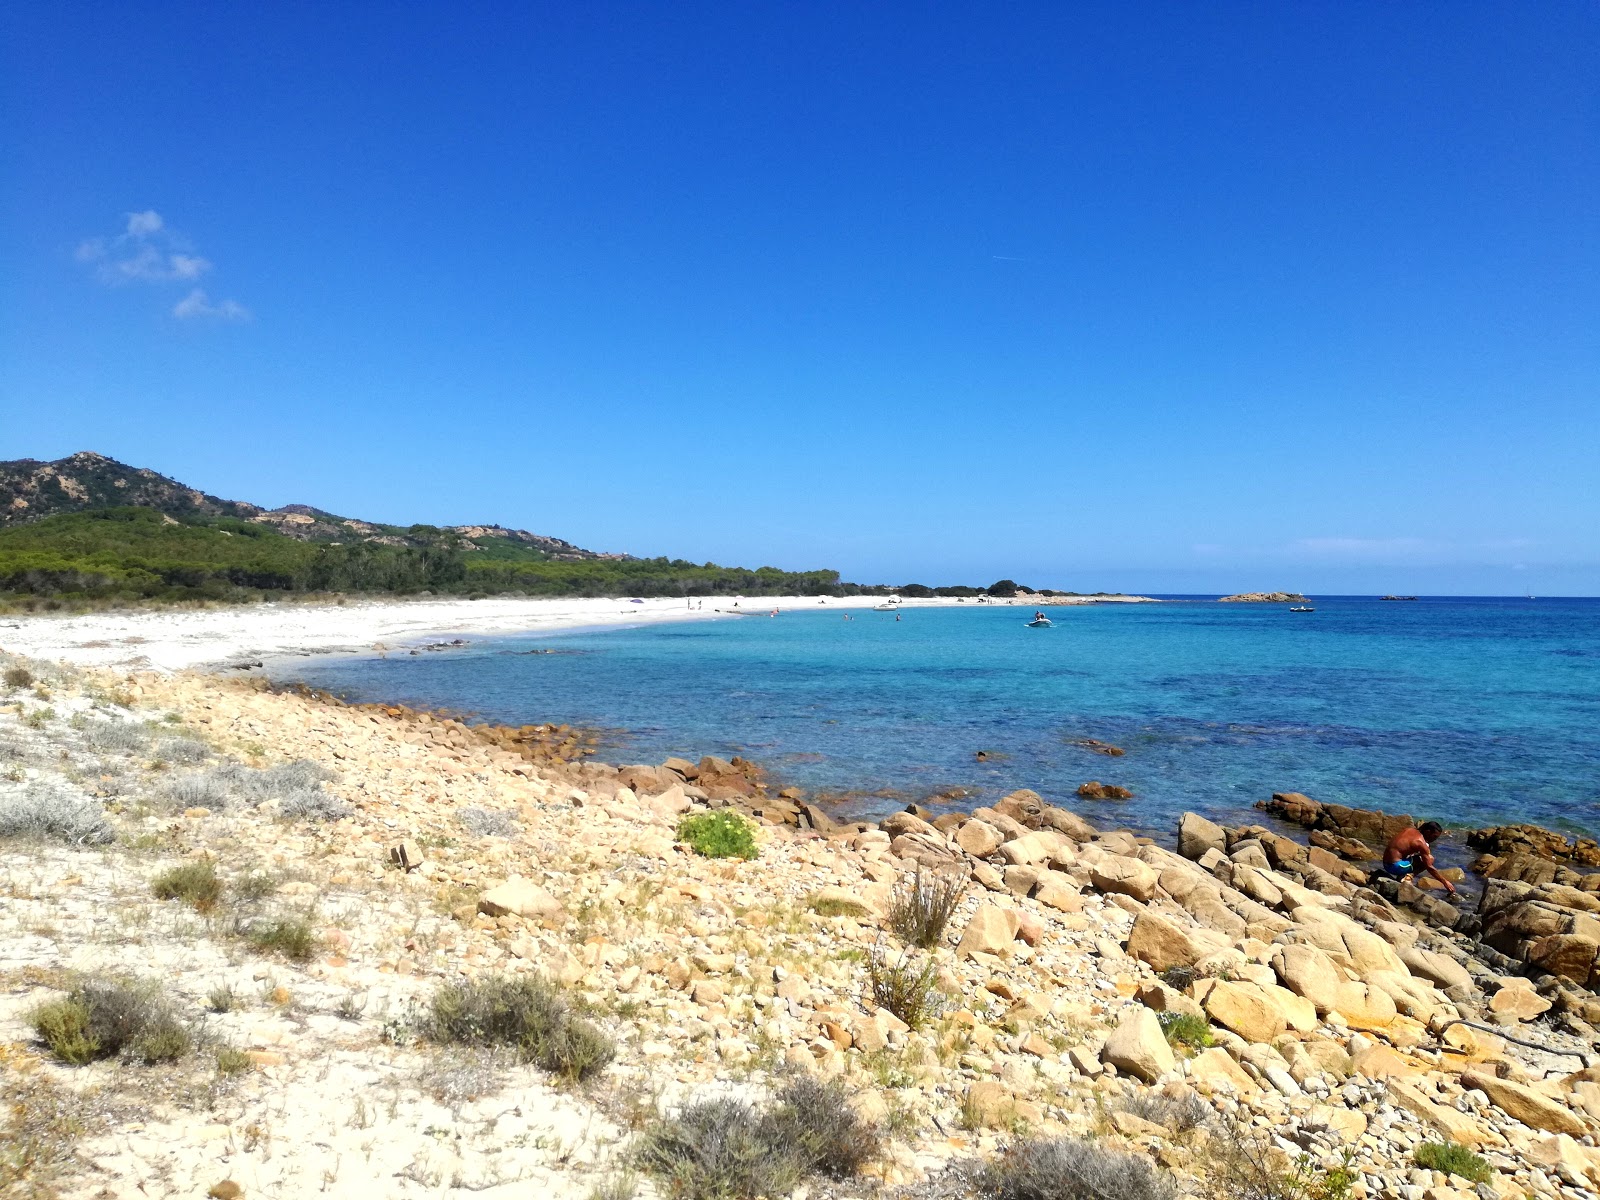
(29, 976, 192, 1065)
(1157, 1011, 1214, 1050)
(808, 893, 870, 918)
(233, 869, 279, 900)
(151, 859, 223, 912)
(676, 810, 758, 860)
(1414, 1142, 1490, 1184)
(206, 983, 241, 1013)
(427, 973, 614, 1083)
(888, 864, 965, 948)
(214, 1045, 252, 1076)
(585, 1174, 638, 1200)
(242, 917, 320, 963)
(865, 945, 943, 1030)
(23, 707, 55, 730)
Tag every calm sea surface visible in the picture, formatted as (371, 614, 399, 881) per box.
(279, 597, 1600, 842)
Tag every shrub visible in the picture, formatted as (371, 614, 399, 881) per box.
(214, 1045, 252, 1076)
(0, 783, 114, 845)
(164, 771, 230, 810)
(427, 973, 614, 1083)
(638, 1095, 796, 1200)
(1157, 1012, 1214, 1049)
(676, 810, 757, 860)
(1117, 1089, 1210, 1135)
(1414, 1143, 1490, 1184)
(80, 719, 149, 753)
(241, 917, 320, 962)
(764, 1074, 882, 1179)
(154, 737, 210, 764)
(277, 787, 352, 822)
(888, 864, 965, 948)
(866, 945, 943, 1030)
(459, 806, 519, 838)
(30, 976, 192, 1065)
(586, 1176, 638, 1200)
(233, 869, 279, 900)
(1158, 965, 1197, 991)
(414, 1046, 513, 1107)
(238, 760, 336, 805)
(981, 1137, 1176, 1200)
(152, 860, 224, 912)
(4, 665, 35, 690)
(1207, 1112, 1356, 1200)
(206, 983, 240, 1013)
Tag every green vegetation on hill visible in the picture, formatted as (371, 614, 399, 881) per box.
(0, 507, 858, 604)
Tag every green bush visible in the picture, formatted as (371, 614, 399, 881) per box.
(1157, 1012, 1214, 1049)
(1414, 1143, 1490, 1184)
(214, 1045, 252, 1076)
(427, 973, 614, 1083)
(151, 860, 223, 912)
(676, 810, 757, 860)
(241, 917, 319, 962)
(866, 946, 943, 1030)
(30, 976, 192, 1065)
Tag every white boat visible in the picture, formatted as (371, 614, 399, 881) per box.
(1026, 618, 1052, 628)
(872, 602, 897, 611)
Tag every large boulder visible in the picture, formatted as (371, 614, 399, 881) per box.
(1198, 979, 1288, 1043)
(1178, 812, 1226, 861)
(1462, 1071, 1588, 1136)
(956, 904, 1021, 958)
(1090, 857, 1160, 902)
(955, 819, 1005, 858)
(1100, 1006, 1175, 1083)
(1125, 910, 1211, 973)
(1273, 943, 1344, 1014)
(478, 876, 564, 921)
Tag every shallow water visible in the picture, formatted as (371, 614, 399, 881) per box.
(281, 596, 1600, 840)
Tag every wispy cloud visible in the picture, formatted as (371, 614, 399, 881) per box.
(77, 210, 248, 319)
(172, 289, 250, 322)
(1290, 537, 1430, 559)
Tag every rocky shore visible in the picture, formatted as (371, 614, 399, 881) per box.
(3, 655, 1599, 1199)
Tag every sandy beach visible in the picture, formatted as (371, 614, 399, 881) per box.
(0, 593, 1157, 674)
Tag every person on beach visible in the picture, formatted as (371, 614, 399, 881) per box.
(1379, 821, 1456, 895)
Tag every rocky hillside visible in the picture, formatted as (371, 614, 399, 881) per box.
(0, 452, 610, 561)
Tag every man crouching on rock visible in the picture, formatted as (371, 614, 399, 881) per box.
(1378, 821, 1456, 895)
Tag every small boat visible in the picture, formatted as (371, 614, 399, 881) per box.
(1026, 617, 1053, 628)
(1289, 606, 1315, 613)
(872, 602, 898, 611)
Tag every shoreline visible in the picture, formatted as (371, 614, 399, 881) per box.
(3, 656, 1598, 1198)
(0, 592, 1160, 675)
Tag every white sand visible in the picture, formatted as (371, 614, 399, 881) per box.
(0, 592, 1157, 674)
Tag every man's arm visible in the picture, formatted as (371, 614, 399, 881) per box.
(1419, 848, 1456, 894)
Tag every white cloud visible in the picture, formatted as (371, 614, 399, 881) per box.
(173, 289, 250, 322)
(125, 210, 163, 237)
(76, 210, 246, 317)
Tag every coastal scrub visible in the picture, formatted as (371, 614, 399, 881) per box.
(675, 810, 757, 860)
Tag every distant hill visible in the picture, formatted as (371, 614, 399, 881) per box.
(0, 451, 612, 562)
(0, 452, 851, 603)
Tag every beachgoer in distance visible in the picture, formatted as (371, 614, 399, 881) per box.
(1381, 821, 1456, 895)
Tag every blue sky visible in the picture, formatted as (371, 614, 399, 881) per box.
(3, 3, 1596, 594)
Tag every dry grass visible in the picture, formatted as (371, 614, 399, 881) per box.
(981, 1137, 1177, 1200)
(151, 859, 224, 912)
(888, 864, 965, 948)
(866, 945, 944, 1029)
(0, 782, 114, 845)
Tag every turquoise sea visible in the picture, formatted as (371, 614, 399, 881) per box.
(280, 597, 1600, 844)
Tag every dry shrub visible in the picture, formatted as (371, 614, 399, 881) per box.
(638, 1076, 883, 1198)
(982, 1137, 1177, 1200)
(80, 718, 148, 752)
(0, 783, 113, 845)
(240, 916, 320, 962)
(1117, 1088, 1210, 1134)
(459, 806, 519, 838)
(428, 973, 614, 1083)
(1206, 1110, 1356, 1200)
(888, 864, 965, 948)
